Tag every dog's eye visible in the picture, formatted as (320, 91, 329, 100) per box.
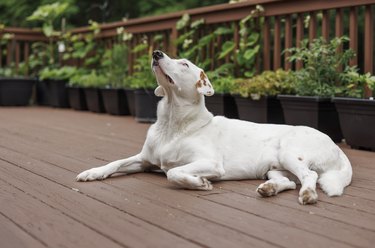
(182, 62, 189, 68)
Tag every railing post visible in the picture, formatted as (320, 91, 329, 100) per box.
(169, 27, 178, 57)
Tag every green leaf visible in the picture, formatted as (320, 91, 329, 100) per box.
(243, 45, 260, 60)
(214, 27, 233, 36)
(218, 41, 235, 59)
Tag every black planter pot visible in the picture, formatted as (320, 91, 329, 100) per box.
(234, 95, 284, 124)
(83, 88, 105, 113)
(333, 97, 375, 151)
(101, 88, 130, 115)
(67, 86, 88, 111)
(36, 80, 50, 106)
(47, 79, 70, 108)
(278, 95, 343, 142)
(125, 88, 136, 116)
(0, 77, 35, 106)
(134, 89, 160, 123)
(205, 94, 238, 118)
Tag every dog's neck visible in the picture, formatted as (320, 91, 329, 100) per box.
(154, 93, 213, 140)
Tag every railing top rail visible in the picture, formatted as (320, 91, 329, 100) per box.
(70, 0, 375, 36)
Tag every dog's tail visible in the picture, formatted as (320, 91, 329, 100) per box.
(318, 150, 352, 196)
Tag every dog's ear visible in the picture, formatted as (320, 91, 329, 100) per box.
(154, 86, 165, 97)
(196, 71, 214, 96)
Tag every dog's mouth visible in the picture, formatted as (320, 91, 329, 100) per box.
(153, 60, 175, 85)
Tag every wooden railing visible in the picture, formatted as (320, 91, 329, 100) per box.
(1, 0, 374, 80)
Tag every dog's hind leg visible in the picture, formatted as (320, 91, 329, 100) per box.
(280, 152, 319, 205)
(76, 154, 149, 181)
(257, 170, 297, 197)
(166, 160, 225, 190)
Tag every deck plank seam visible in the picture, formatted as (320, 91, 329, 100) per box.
(0, 157, 208, 248)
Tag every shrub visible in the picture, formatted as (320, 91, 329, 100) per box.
(232, 69, 296, 99)
(285, 36, 355, 97)
(69, 70, 108, 88)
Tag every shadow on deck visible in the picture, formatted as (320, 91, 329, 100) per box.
(0, 107, 374, 248)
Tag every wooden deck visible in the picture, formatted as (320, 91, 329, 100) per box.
(0, 107, 374, 248)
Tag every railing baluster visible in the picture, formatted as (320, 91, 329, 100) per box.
(263, 17, 270, 71)
(233, 22, 239, 75)
(364, 5, 374, 97)
(273, 16, 281, 70)
(24, 42, 29, 75)
(308, 11, 317, 42)
(349, 7, 358, 67)
(296, 13, 304, 70)
(322, 10, 330, 40)
(284, 15, 292, 70)
(15, 42, 20, 69)
(335, 8, 344, 71)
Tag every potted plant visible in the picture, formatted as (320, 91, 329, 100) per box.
(205, 67, 238, 118)
(232, 69, 295, 124)
(129, 41, 161, 123)
(61, 21, 104, 111)
(71, 70, 107, 113)
(278, 37, 355, 142)
(0, 63, 36, 106)
(0, 30, 37, 106)
(65, 68, 88, 111)
(39, 66, 77, 108)
(100, 28, 132, 115)
(333, 70, 375, 150)
(27, 2, 70, 107)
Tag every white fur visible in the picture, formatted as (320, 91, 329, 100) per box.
(76, 51, 352, 204)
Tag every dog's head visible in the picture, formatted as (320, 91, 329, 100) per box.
(151, 50, 214, 100)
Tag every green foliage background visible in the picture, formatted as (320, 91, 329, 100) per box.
(0, 0, 227, 28)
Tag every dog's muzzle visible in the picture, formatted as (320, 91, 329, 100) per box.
(152, 50, 164, 66)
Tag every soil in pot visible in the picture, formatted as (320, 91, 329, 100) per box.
(0, 78, 35, 106)
(333, 97, 375, 151)
(205, 94, 238, 119)
(101, 88, 130, 115)
(134, 89, 160, 123)
(68, 87, 88, 111)
(84, 88, 105, 113)
(47, 79, 70, 108)
(125, 89, 136, 116)
(278, 95, 343, 142)
(234, 95, 284, 124)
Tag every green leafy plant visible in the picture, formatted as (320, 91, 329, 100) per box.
(39, 66, 78, 81)
(62, 20, 103, 68)
(232, 69, 296, 99)
(206, 64, 236, 94)
(338, 67, 375, 98)
(218, 5, 264, 78)
(128, 36, 161, 90)
(69, 70, 108, 88)
(100, 28, 131, 88)
(27, 2, 69, 66)
(285, 36, 355, 97)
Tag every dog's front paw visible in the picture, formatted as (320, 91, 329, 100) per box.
(76, 167, 109, 182)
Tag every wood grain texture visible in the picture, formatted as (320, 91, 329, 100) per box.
(0, 107, 375, 248)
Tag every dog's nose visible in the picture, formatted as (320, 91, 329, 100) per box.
(152, 50, 164, 61)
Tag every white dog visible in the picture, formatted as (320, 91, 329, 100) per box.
(76, 50, 352, 204)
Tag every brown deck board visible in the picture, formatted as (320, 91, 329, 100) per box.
(1, 107, 375, 248)
(0, 214, 44, 248)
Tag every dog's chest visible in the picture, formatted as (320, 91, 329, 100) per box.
(145, 131, 197, 170)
